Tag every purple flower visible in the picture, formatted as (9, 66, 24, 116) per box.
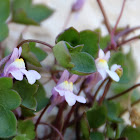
(95, 49, 120, 82)
(72, 0, 86, 12)
(3, 47, 41, 84)
(51, 70, 86, 106)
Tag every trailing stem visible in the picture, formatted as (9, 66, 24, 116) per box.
(98, 78, 112, 105)
(17, 39, 53, 49)
(107, 83, 140, 100)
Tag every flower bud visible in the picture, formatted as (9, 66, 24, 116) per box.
(72, 0, 85, 12)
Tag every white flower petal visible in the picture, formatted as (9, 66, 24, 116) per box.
(28, 70, 41, 80)
(99, 49, 105, 58)
(20, 69, 36, 84)
(98, 69, 107, 80)
(10, 70, 23, 80)
(104, 51, 110, 61)
(76, 95, 86, 104)
(54, 87, 65, 96)
(65, 91, 76, 106)
(111, 64, 121, 72)
(106, 69, 120, 82)
(18, 47, 22, 57)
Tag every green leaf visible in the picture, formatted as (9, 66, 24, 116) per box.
(13, 79, 38, 110)
(12, 0, 53, 25)
(87, 105, 107, 129)
(65, 42, 83, 53)
(13, 135, 29, 140)
(21, 43, 41, 67)
(27, 4, 53, 23)
(56, 27, 80, 46)
(104, 101, 123, 123)
(99, 35, 110, 50)
(79, 30, 99, 58)
(34, 81, 49, 112)
(70, 52, 96, 75)
(0, 22, 8, 42)
(80, 113, 90, 140)
(121, 126, 140, 140)
(0, 105, 17, 138)
(106, 123, 115, 139)
(21, 107, 35, 118)
(0, 77, 21, 110)
(90, 132, 104, 140)
(0, 0, 10, 22)
(53, 41, 74, 68)
(16, 120, 35, 140)
(29, 42, 47, 62)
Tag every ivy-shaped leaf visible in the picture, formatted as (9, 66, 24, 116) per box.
(13, 120, 35, 140)
(86, 105, 107, 129)
(56, 27, 80, 46)
(0, 0, 10, 22)
(13, 79, 38, 110)
(53, 41, 74, 69)
(0, 78, 21, 138)
(79, 30, 99, 58)
(29, 42, 47, 62)
(21, 43, 42, 67)
(70, 52, 96, 75)
(12, 0, 53, 25)
(0, 22, 9, 42)
(90, 132, 104, 140)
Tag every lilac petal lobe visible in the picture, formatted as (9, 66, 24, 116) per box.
(18, 47, 22, 57)
(99, 49, 105, 58)
(20, 69, 36, 84)
(65, 91, 76, 106)
(57, 70, 69, 85)
(76, 95, 86, 103)
(28, 70, 41, 80)
(54, 87, 65, 96)
(10, 70, 23, 80)
(104, 51, 110, 61)
(68, 74, 78, 83)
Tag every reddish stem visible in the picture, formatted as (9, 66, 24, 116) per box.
(108, 83, 140, 100)
(17, 39, 53, 49)
(97, 0, 111, 33)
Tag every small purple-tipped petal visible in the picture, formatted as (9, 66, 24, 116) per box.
(18, 47, 22, 57)
(68, 74, 78, 83)
(10, 69, 23, 81)
(104, 51, 110, 61)
(98, 49, 105, 58)
(65, 91, 76, 106)
(106, 69, 120, 82)
(72, 0, 86, 12)
(57, 70, 69, 85)
(98, 69, 107, 80)
(76, 95, 86, 103)
(111, 64, 121, 72)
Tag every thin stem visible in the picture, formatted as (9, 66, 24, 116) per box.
(98, 78, 112, 105)
(92, 78, 108, 104)
(35, 103, 50, 131)
(108, 83, 140, 100)
(113, 0, 126, 33)
(17, 39, 53, 49)
(97, 0, 111, 33)
(119, 99, 140, 117)
(117, 35, 140, 47)
(40, 122, 64, 140)
(63, 11, 72, 30)
(62, 105, 76, 134)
